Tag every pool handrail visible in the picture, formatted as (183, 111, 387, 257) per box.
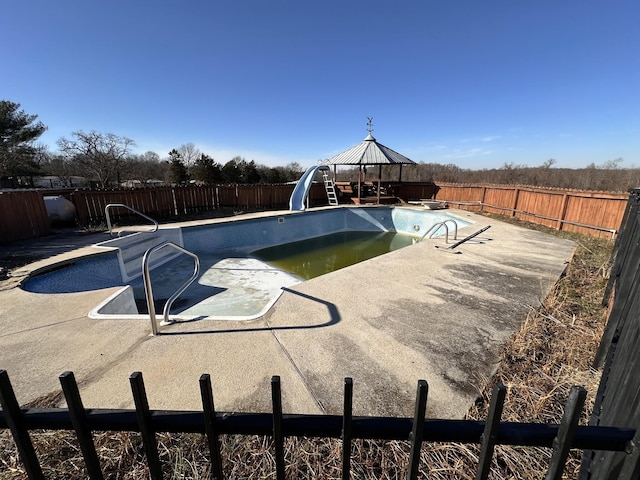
(105, 203, 159, 237)
(418, 219, 458, 243)
(142, 241, 200, 335)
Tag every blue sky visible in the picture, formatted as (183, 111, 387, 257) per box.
(3, 1, 639, 169)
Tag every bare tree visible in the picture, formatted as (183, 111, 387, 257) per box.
(178, 142, 200, 167)
(541, 158, 556, 168)
(600, 157, 623, 170)
(57, 131, 135, 188)
(124, 151, 166, 186)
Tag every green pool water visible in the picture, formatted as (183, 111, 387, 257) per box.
(253, 230, 416, 280)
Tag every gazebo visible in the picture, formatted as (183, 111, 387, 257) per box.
(324, 121, 416, 204)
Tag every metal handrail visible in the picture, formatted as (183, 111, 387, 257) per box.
(419, 219, 458, 243)
(142, 241, 200, 335)
(105, 203, 158, 236)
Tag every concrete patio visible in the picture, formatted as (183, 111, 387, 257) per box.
(0, 209, 575, 419)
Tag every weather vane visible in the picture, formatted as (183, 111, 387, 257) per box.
(367, 117, 374, 135)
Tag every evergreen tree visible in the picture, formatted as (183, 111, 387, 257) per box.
(168, 149, 189, 184)
(0, 100, 47, 185)
(191, 153, 222, 184)
(221, 158, 242, 183)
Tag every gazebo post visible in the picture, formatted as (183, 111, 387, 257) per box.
(377, 165, 382, 204)
(358, 165, 362, 203)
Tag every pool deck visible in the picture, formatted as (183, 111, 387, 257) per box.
(0, 208, 576, 419)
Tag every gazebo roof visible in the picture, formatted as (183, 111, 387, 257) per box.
(325, 134, 416, 166)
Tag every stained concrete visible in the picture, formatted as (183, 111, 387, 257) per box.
(0, 209, 575, 418)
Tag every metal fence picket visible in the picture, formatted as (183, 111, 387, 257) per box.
(0, 370, 44, 480)
(407, 380, 428, 480)
(342, 377, 354, 480)
(545, 386, 587, 480)
(59, 371, 104, 480)
(199, 374, 224, 480)
(271, 375, 285, 480)
(130, 371, 163, 480)
(475, 383, 507, 480)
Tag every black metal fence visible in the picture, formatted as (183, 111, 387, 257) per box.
(584, 188, 640, 479)
(0, 370, 635, 480)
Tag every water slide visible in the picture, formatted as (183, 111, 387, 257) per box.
(289, 165, 330, 211)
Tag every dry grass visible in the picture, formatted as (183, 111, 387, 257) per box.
(0, 228, 613, 479)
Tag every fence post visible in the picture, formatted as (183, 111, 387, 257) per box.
(556, 193, 570, 231)
(511, 188, 520, 217)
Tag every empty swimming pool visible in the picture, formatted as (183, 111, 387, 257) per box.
(22, 206, 471, 321)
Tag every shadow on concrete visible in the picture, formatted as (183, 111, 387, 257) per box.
(158, 287, 340, 336)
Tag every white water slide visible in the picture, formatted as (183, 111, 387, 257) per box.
(288, 165, 332, 211)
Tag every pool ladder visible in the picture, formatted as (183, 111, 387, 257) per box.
(142, 241, 200, 335)
(418, 219, 459, 243)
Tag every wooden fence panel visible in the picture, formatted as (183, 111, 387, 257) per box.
(237, 185, 259, 210)
(72, 188, 179, 225)
(272, 185, 295, 209)
(0, 191, 50, 244)
(395, 182, 440, 203)
(583, 189, 640, 479)
(515, 189, 565, 229)
(561, 195, 628, 238)
(308, 183, 328, 206)
(482, 187, 517, 215)
(436, 184, 485, 211)
(217, 185, 238, 208)
(435, 183, 628, 238)
(249, 184, 286, 210)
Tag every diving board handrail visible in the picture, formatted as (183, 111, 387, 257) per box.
(142, 241, 200, 336)
(419, 219, 459, 243)
(105, 203, 158, 236)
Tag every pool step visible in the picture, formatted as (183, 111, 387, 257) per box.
(97, 228, 184, 282)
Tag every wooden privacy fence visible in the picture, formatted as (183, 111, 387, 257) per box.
(0, 370, 635, 480)
(71, 184, 298, 227)
(585, 188, 640, 479)
(435, 183, 629, 239)
(0, 182, 629, 242)
(0, 190, 50, 244)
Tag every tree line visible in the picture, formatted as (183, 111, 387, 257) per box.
(0, 101, 304, 189)
(2, 100, 638, 192)
(350, 159, 639, 193)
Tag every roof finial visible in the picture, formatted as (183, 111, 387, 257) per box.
(367, 116, 374, 135)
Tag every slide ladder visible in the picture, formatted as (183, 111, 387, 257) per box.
(322, 170, 339, 206)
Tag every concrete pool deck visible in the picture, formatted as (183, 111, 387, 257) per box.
(0, 208, 575, 419)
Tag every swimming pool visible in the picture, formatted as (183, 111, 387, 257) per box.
(22, 206, 471, 321)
